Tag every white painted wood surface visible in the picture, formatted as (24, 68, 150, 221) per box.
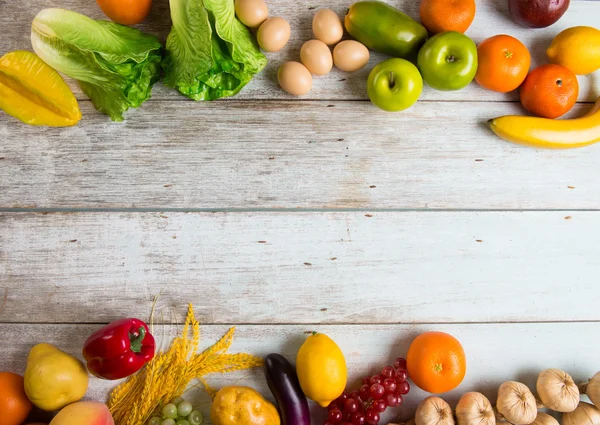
(1, 101, 600, 209)
(2, 322, 599, 424)
(1, 211, 598, 324)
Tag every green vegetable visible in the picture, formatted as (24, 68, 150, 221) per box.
(31, 8, 162, 122)
(162, 0, 268, 100)
(344, 1, 428, 60)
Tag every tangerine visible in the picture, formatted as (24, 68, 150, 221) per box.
(96, 0, 152, 25)
(420, 0, 476, 34)
(406, 331, 466, 394)
(475, 34, 531, 93)
(0, 372, 33, 425)
(520, 64, 579, 119)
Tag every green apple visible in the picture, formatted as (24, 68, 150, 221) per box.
(417, 31, 478, 91)
(367, 58, 423, 112)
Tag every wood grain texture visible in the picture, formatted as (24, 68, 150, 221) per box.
(1, 0, 598, 102)
(1, 211, 598, 324)
(1, 101, 599, 210)
(3, 322, 600, 423)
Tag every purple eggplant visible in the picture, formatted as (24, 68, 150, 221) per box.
(265, 353, 311, 425)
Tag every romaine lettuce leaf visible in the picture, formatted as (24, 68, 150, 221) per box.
(162, 0, 267, 101)
(31, 8, 162, 121)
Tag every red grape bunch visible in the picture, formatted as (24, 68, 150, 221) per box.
(324, 357, 411, 425)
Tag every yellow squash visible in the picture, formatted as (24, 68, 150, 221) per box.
(0, 50, 81, 126)
(489, 97, 600, 149)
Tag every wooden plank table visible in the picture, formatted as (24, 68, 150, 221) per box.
(1, 0, 600, 424)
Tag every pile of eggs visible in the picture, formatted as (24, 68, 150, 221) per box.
(234, 0, 371, 95)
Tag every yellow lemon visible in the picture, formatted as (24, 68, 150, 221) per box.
(547, 26, 600, 75)
(296, 332, 347, 407)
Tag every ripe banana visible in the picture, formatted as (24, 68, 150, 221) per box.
(489, 96, 600, 149)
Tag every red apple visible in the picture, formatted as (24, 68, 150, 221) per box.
(508, 0, 570, 28)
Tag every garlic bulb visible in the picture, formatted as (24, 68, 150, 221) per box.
(456, 392, 496, 425)
(563, 402, 600, 425)
(537, 369, 579, 412)
(416, 396, 455, 425)
(532, 412, 559, 425)
(496, 381, 537, 425)
(584, 371, 600, 409)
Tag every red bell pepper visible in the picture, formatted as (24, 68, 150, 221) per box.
(83, 318, 156, 380)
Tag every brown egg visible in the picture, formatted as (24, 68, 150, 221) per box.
(278, 61, 313, 96)
(235, 0, 268, 28)
(257, 17, 291, 52)
(312, 9, 344, 45)
(333, 40, 370, 72)
(300, 40, 333, 76)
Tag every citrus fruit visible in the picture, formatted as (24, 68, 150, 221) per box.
(420, 0, 476, 34)
(96, 0, 152, 25)
(475, 34, 531, 93)
(0, 372, 33, 425)
(520, 64, 579, 119)
(547, 26, 600, 75)
(296, 332, 347, 407)
(406, 331, 466, 394)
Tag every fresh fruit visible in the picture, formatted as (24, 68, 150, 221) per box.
(0, 51, 81, 127)
(210, 386, 280, 425)
(547, 26, 600, 75)
(188, 411, 203, 425)
(24, 343, 89, 411)
(489, 95, 600, 149)
(257, 17, 291, 52)
(345, 1, 428, 59)
(148, 397, 203, 425)
(520, 64, 578, 119)
(0, 372, 33, 425)
(235, 0, 269, 28)
(417, 31, 478, 91)
(278, 62, 313, 96)
(297, 333, 347, 408)
(96, 0, 152, 25)
(313, 9, 344, 46)
(419, 0, 476, 34)
(49, 401, 114, 425)
(333, 40, 370, 72)
(406, 331, 467, 394)
(323, 358, 410, 425)
(475, 34, 531, 93)
(367, 58, 423, 112)
(508, 0, 570, 28)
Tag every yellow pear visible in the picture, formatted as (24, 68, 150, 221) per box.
(24, 343, 89, 411)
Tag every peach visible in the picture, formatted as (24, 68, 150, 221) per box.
(49, 402, 114, 425)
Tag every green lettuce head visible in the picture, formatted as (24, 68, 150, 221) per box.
(31, 8, 163, 121)
(162, 0, 268, 100)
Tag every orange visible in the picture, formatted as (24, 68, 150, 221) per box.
(96, 0, 152, 25)
(406, 331, 466, 394)
(520, 64, 579, 119)
(475, 34, 531, 93)
(420, 0, 476, 34)
(0, 372, 33, 425)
